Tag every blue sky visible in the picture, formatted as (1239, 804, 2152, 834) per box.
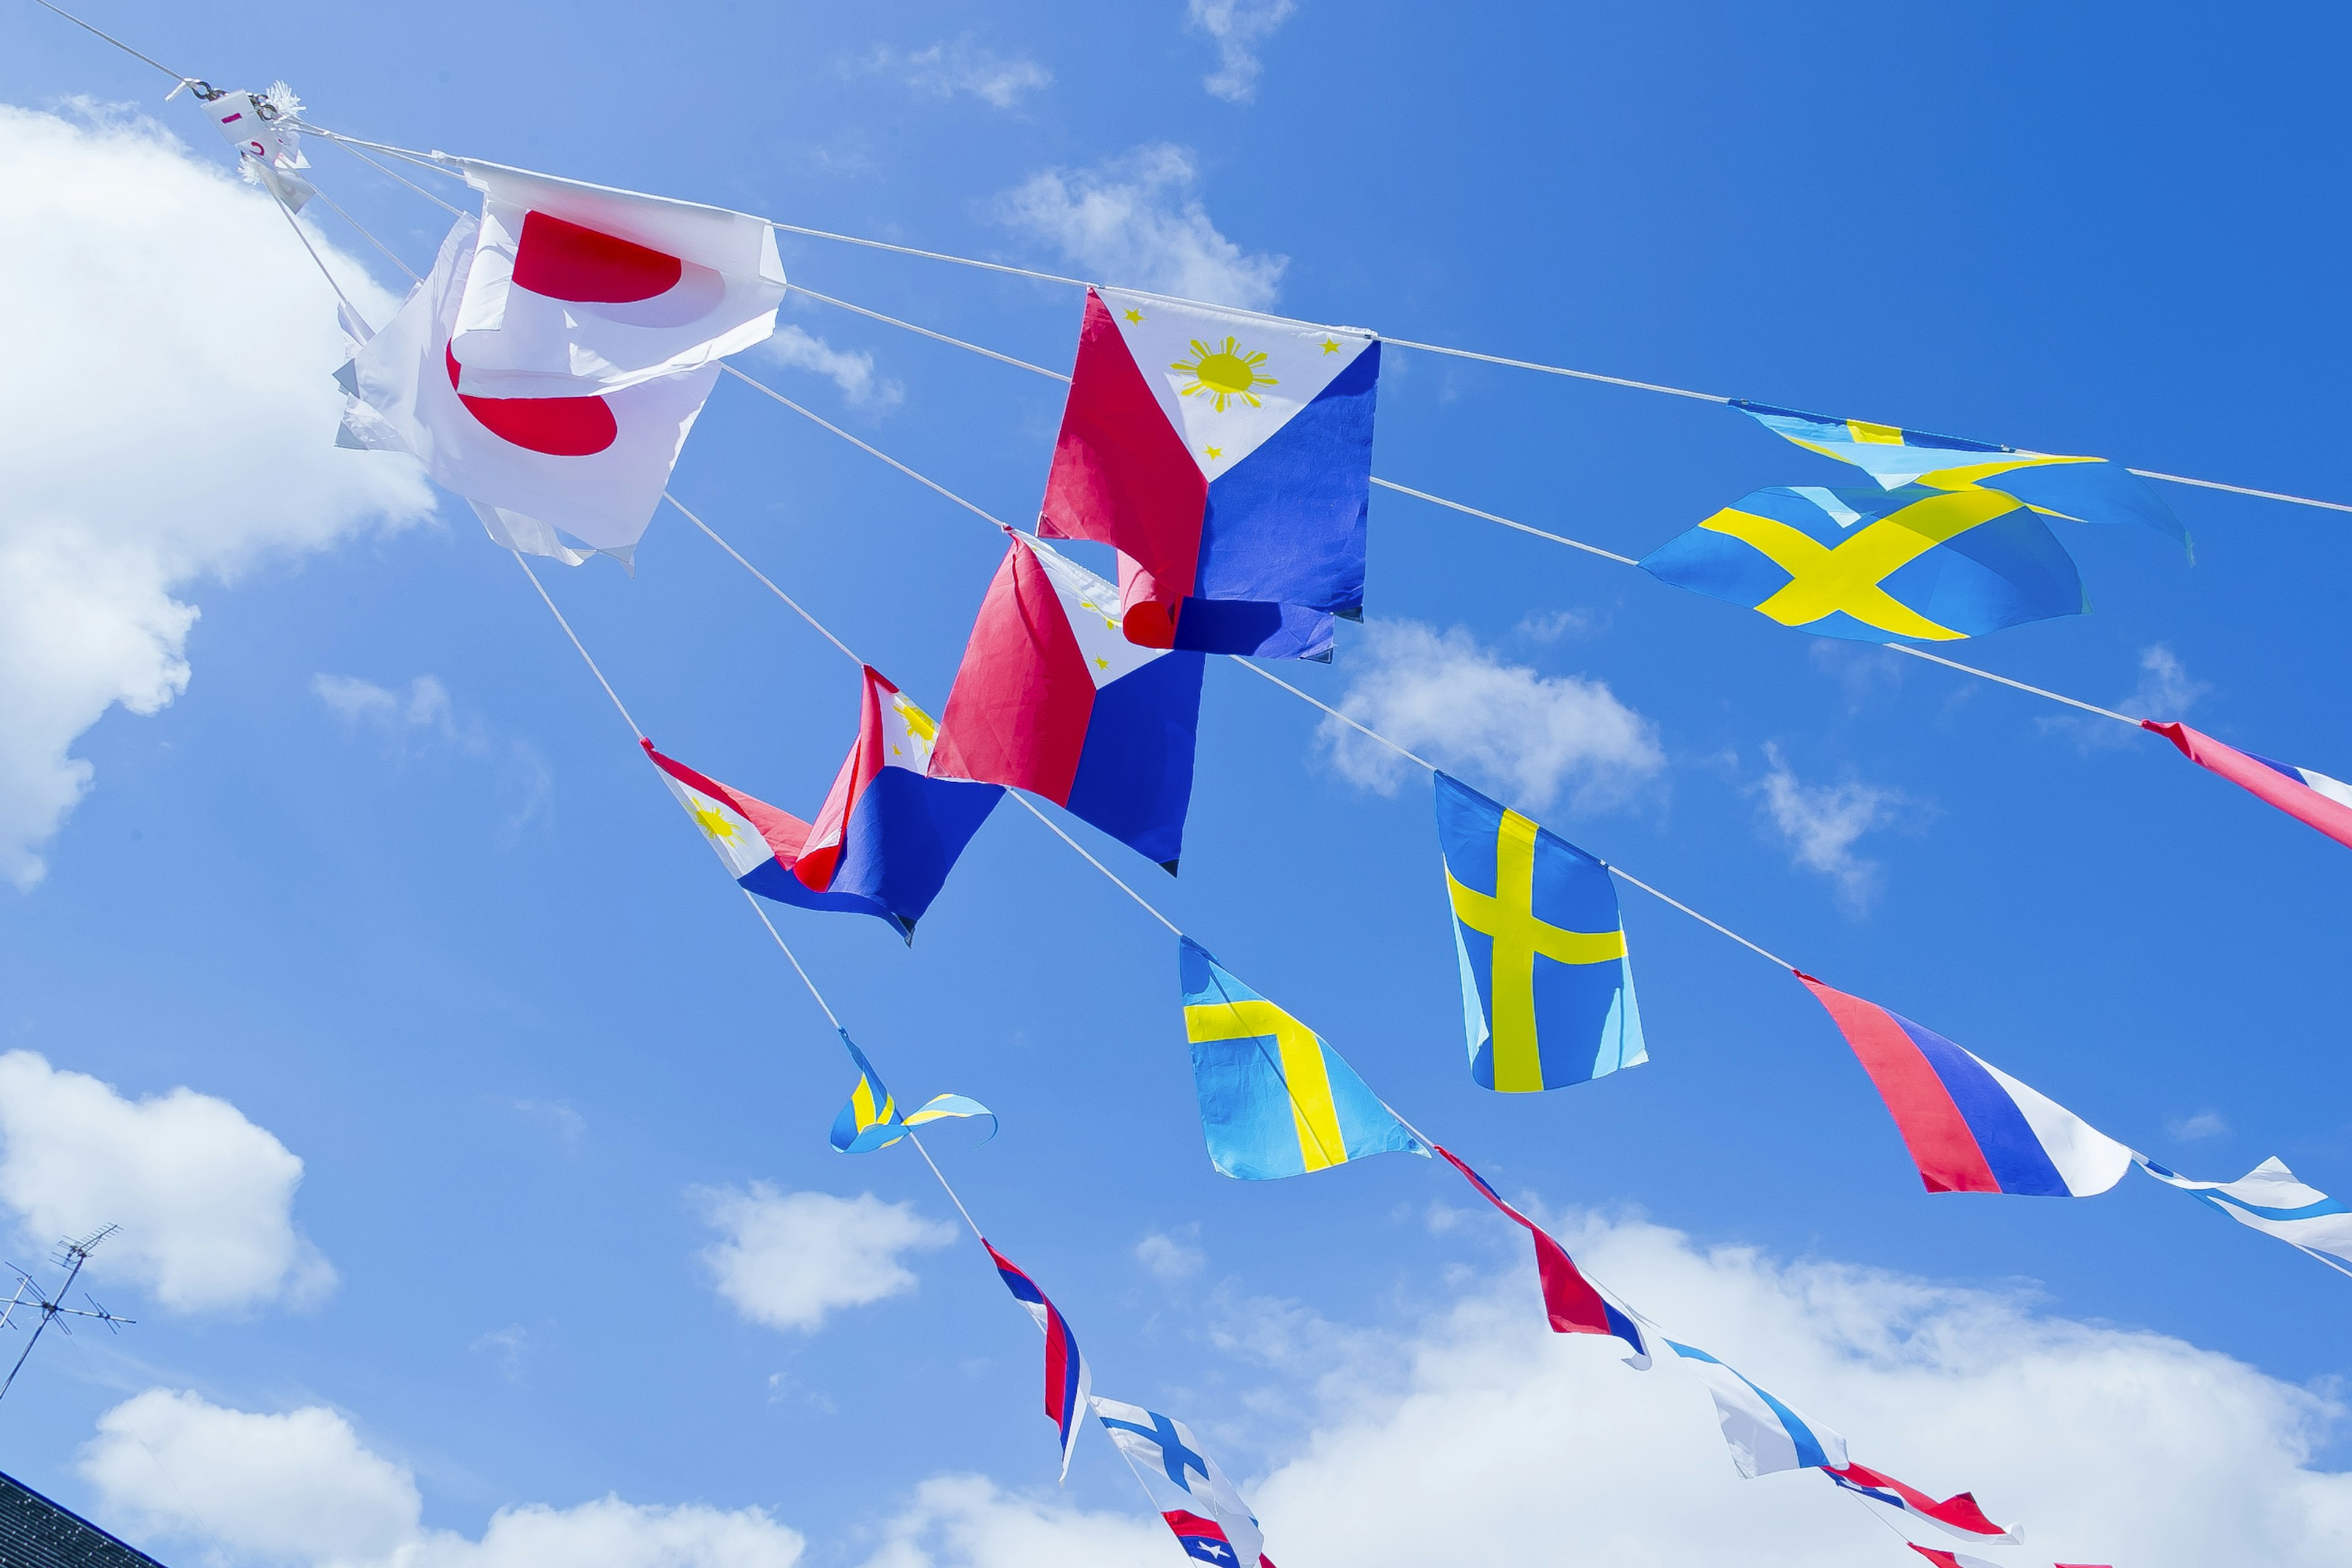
(4, 4, 2350, 1566)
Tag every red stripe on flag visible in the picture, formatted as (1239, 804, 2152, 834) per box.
(1433, 1145, 1614, 1336)
(1795, 974, 2001, 1194)
(1832, 1463, 2011, 1540)
(934, 539, 1096, 804)
(2144, 720, 2352, 850)
(1036, 289, 1208, 649)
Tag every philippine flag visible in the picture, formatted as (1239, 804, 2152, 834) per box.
(1823, 1463, 2018, 1544)
(450, 157, 786, 395)
(933, 532, 1204, 872)
(643, 666, 1001, 940)
(2143, 719, 2352, 852)
(1797, 974, 2134, 1198)
(1036, 287, 1379, 661)
(984, 1243, 1092, 1482)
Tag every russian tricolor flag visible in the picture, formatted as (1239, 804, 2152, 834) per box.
(1797, 974, 2133, 1198)
(1824, 1463, 2018, 1544)
(1037, 287, 1379, 661)
(984, 1242, 1092, 1482)
(645, 666, 1000, 940)
(2144, 719, 2352, 852)
(934, 531, 1204, 871)
(1434, 1145, 1651, 1366)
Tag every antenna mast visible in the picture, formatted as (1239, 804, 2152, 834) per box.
(0, 1225, 136, 1402)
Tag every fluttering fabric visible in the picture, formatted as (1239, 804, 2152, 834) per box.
(2137, 1155, 2352, 1272)
(1797, 974, 2134, 1197)
(933, 532, 1204, 871)
(1434, 772, 1644, 1092)
(827, 1031, 993, 1154)
(642, 666, 1000, 940)
(2143, 720, 2352, 851)
(1640, 484, 2085, 643)
(1434, 1144, 1651, 1364)
(1090, 1395, 1270, 1568)
(986, 1244, 1092, 1481)
(1036, 287, 1378, 660)
(1177, 938, 1425, 1180)
(203, 86, 313, 209)
(1823, 1463, 2018, 1544)
(1907, 1550, 2114, 1568)
(341, 216, 718, 562)
(1666, 1340, 1850, 1478)
(448, 157, 785, 396)
(1734, 400, 2189, 554)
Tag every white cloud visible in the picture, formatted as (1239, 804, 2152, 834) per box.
(2169, 1110, 2231, 1142)
(996, 145, 1287, 308)
(695, 1184, 952, 1333)
(867, 37, 1053, 110)
(0, 103, 432, 888)
(0, 1050, 331, 1313)
(1133, 1226, 1205, 1281)
(314, 673, 454, 736)
(1186, 0, 1298, 103)
(81, 1388, 807, 1568)
(312, 673, 551, 834)
(761, 324, 901, 408)
(1750, 742, 1910, 910)
(2043, 643, 2212, 750)
(1320, 620, 1664, 814)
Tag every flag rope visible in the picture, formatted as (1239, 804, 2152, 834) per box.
(262, 183, 368, 328)
(326, 136, 470, 217)
(790, 285, 1071, 382)
(662, 492, 867, 666)
(305, 184, 422, 283)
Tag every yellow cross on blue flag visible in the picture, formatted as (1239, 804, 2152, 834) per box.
(1434, 773, 1645, 1093)
(1178, 938, 1425, 1180)
(1639, 484, 2086, 643)
(828, 1030, 995, 1155)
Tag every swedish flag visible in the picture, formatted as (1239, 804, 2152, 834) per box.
(1640, 484, 2086, 643)
(1735, 400, 2190, 555)
(1435, 774, 1645, 1093)
(1178, 938, 1425, 1180)
(828, 1031, 994, 1154)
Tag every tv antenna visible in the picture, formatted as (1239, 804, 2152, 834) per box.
(0, 1225, 135, 1402)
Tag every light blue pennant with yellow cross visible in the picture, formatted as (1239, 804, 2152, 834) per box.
(1639, 483, 2086, 643)
(1434, 773, 1644, 1094)
(1177, 938, 1424, 1180)
(1733, 400, 2190, 555)
(829, 1030, 994, 1154)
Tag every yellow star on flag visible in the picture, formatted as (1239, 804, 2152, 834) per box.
(1320, 338, 1340, 354)
(1203, 445, 1224, 460)
(1123, 308, 1144, 324)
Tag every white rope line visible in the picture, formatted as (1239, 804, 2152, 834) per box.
(328, 136, 469, 217)
(905, 1129, 991, 1246)
(1604, 866, 1794, 972)
(1007, 794, 1185, 936)
(741, 891, 845, 1029)
(509, 551, 645, 739)
(768, 219, 1090, 288)
(304, 183, 421, 282)
(719, 363, 1017, 531)
(791, 285, 1071, 382)
(1370, 477, 1641, 565)
(2122, 468, 2352, 514)
(1878, 644, 2141, 726)
(1233, 660, 1440, 772)
(663, 492, 865, 667)
(26, 0, 197, 87)
(256, 179, 368, 326)
(1381, 336, 1732, 404)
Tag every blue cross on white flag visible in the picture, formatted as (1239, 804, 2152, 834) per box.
(1090, 1395, 1266, 1568)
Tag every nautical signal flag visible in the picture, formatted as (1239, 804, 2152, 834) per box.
(1823, 1463, 2018, 1544)
(643, 666, 1001, 940)
(1434, 1144, 1651, 1365)
(1735, 399, 2190, 555)
(1434, 774, 1644, 1093)
(986, 1245, 1091, 1481)
(1091, 1396, 1270, 1568)
(1036, 287, 1379, 661)
(450, 157, 786, 394)
(341, 216, 718, 564)
(1665, 1340, 1848, 1479)
(827, 1031, 993, 1155)
(2137, 1155, 2352, 1275)
(1640, 484, 2085, 643)
(2143, 720, 2352, 852)
(1178, 939, 1425, 1181)
(933, 532, 1204, 871)
(1796, 974, 2133, 1198)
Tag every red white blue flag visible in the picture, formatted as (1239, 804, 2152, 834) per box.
(1434, 1145, 1651, 1365)
(1797, 974, 2133, 1197)
(2144, 720, 2352, 852)
(985, 1243, 1091, 1481)
(933, 532, 1204, 871)
(1908, 1550, 2112, 1568)
(1824, 1462, 2018, 1543)
(1091, 1395, 1267, 1568)
(1037, 287, 1379, 660)
(644, 666, 1000, 940)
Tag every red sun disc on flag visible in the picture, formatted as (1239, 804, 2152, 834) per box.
(513, 211, 684, 303)
(444, 345, 619, 456)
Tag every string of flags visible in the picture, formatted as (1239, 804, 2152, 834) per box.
(45, 26, 2351, 1556)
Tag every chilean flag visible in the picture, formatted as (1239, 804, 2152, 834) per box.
(1824, 1463, 2018, 1544)
(1161, 1511, 1276, 1568)
(2144, 719, 2352, 852)
(1036, 287, 1379, 661)
(644, 666, 1000, 940)
(1796, 974, 2134, 1198)
(1433, 1145, 1651, 1366)
(984, 1243, 1092, 1482)
(933, 532, 1204, 872)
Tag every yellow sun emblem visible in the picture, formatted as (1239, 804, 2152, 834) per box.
(1171, 336, 1278, 412)
(688, 796, 741, 845)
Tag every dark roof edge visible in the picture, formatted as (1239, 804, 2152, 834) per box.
(0, 1469, 172, 1568)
